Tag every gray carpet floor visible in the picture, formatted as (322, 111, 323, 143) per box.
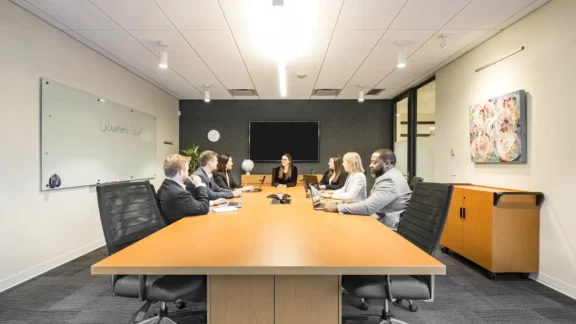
(0, 247, 575, 324)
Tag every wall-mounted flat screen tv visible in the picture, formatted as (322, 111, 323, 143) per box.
(249, 121, 320, 162)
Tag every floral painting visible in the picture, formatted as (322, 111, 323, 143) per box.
(469, 90, 527, 163)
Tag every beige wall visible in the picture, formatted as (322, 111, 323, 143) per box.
(435, 0, 576, 297)
(0, 1, 179, 292)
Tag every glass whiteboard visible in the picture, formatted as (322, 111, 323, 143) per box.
(41, 78, 157, 191)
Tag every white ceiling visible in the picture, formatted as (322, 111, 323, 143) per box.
(11, 0, 550, 100)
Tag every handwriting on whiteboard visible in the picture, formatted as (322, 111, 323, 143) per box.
(100, 121, 144, 137)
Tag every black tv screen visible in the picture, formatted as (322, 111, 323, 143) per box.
(249, 121, 319, 162)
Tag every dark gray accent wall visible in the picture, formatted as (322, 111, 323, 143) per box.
(179, 100, 393, 188)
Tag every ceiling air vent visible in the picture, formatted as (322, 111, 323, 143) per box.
(366, 88, 385, 96)
(228, 89, 258, 96)
(312, 89, 341, 96)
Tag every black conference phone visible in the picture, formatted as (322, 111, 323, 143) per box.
(267, 193, 291, 204)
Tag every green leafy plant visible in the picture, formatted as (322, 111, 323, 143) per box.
(180, 145, 201, 175)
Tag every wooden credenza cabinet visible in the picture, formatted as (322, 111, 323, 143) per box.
(241, 174, 324, 186)
(440, 185, 544, 278)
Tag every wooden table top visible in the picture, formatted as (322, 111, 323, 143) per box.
(91, 186, 445, 276)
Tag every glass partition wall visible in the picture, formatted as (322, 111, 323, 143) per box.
(392, 78, 435, 183)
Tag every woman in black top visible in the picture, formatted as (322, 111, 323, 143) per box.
(272, 153, 298, 188)
(319, 155, 348, 190)
(213, 154, 254, 191)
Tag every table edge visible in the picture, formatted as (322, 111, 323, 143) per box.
(91, 265, 446, 276)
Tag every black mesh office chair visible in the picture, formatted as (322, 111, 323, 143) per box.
(96, 180, 207, 324)
(342, 182, 453, 324)
(409, 176, 424, 190)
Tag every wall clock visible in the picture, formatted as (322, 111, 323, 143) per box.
(208, 129, 220, 142)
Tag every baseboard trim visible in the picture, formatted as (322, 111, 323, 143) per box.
(534, 272, 576, 300)
(0, 239, 105, 293)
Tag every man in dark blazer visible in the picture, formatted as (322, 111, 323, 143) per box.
(187, 150, 242, 200)
(157, 154, 210, 224)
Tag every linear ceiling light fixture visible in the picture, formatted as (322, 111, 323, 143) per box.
(278, 61, 287, 98)
(158, 41, 168, 69)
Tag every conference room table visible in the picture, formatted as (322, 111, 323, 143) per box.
(91, 185, 446, 324)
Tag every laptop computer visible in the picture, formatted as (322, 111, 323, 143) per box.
(309, 182, 325, 210)
(225, 201, 243, 208)
(302, 175, 319, 198)
(245, 175, 266, 193)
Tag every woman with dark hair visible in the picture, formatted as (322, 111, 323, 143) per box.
(272, 153, 298, 188)
(213, 154, 254, 191)
(319, 155, 348, 190)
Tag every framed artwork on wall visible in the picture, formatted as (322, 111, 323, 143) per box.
(469, 90, 527, 163)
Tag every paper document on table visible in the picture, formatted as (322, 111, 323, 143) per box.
(213, 206, 238, 213)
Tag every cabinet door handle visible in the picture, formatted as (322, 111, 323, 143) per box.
(463, 208, 466, 219)
(459, 207, 463, 218)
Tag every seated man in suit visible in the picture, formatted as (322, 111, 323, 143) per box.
(324, 149, 412, 230)
(187, 150, 242, 200)
(157, 154, 210, 224)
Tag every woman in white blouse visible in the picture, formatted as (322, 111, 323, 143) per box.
(321, 152, 366, 202)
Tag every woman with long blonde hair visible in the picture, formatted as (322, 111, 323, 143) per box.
(321, 152, 366, 202)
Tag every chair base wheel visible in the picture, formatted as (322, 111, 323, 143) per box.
(440, 247, 450, 253)
(409, 304, 418, 312)
(486, 272, 497, 279)
(359, 301, 369, 311)
(393, 299, 403, 306)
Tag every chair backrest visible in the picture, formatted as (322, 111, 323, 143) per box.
(410, 176, 424, 190)
(96, 180, 166, 255)
(396, 182, 453, 256)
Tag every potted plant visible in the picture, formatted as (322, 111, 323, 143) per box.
(180, 145, 201, 175)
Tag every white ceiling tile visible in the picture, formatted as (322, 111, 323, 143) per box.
(445, 0, 536, 30)
(169, 53, 233, 100)
(315, 29, 384, 89)
(91, 0, 174, 31)
(24, 0, 119, 30)
(409, 29, 491, 67)
(78, 30, 200, 99)
(495, 0, 550, 30)
(219, 0, 343, 32)
(337, 0, 407, 30)
(154, 0, 228, 31)
(181, 30, 254, 90)
(389, 0, 472, 30)
(361, 29, 437, 71)
(130, 31, 192, 53)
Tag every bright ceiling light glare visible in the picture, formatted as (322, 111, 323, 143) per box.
(250, 0, 316, 63)
(158, 41, 168, 69)
(358, 85, 365, 103)
(278, 61, 287, 98)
